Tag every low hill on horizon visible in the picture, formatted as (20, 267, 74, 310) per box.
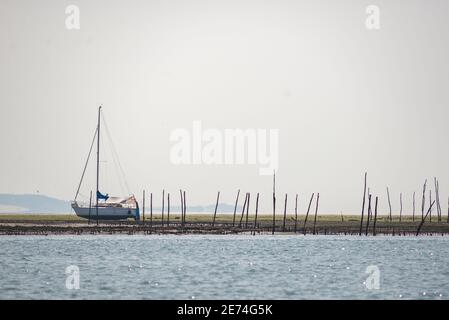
(0, 194, 71, 214)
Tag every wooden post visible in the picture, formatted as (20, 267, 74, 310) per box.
(232, 189, 240, 227)
(254, 193, 259, 233)
(386, 186, 392, 223)
(88, 190, 92, 225)
(294, 194, 298, 233)
(438, 180, 442, 222)
(312, 193, 320, 235)
(373, 196, 378, 236)
(161, 189, 165, 227)
(183, 191, 187, 226)
(282, 194, 287, 232)
(212, 191, 220, 227)
(239, 193, 248, 227)
(142, 190, 145, 226)
(365, 194, 372, 236)
(272, 192, 276, 234)
(421, 179, 427, 221)
(180, 189, 184, 227)
(272, 171, 276, 235)
(359, 172, 367, 235)
(399, 193, 403, 222)
(303, 193, 315, 235)
(167, 193, 170, 227)
(434, 178, 441, 222)
(429, 190, 432, 223)
(416, 200, 435, 236)
(434, 178, 438, 221)
(439, 180, 442, 222)
(245, 193, 250, 228)
(150, 192, 153, 229)
(413, 191, 416, 222)
(96, 197, 99, 226)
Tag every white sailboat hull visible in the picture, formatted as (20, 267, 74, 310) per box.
(71, 202, 140, 221)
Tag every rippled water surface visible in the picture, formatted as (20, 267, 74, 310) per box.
(0, 235, 448, 299)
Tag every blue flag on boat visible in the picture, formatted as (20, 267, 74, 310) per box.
(97, 191, 109, 200)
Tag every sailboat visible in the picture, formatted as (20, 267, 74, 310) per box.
(71, 106, 140, 221)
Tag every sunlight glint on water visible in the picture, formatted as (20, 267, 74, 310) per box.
(0, 235, 448, 299)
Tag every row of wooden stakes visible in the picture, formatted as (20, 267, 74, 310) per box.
(360, 172, 449, 236)
(138, 188, 321, 235)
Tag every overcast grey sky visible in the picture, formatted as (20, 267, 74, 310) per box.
(1, 0, 448, 214)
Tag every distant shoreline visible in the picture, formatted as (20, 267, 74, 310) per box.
(1, 214, 448, 236)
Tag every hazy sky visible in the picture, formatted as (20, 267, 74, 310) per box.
(1, 0, 449, 214)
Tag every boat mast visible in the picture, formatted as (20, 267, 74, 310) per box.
(96, 105, 101, 224)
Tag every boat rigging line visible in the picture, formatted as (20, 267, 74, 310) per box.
(74, 127, 98, 201)
(101, 111, 131, 197)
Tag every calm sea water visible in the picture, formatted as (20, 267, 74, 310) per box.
(0, 235, 448, 299)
